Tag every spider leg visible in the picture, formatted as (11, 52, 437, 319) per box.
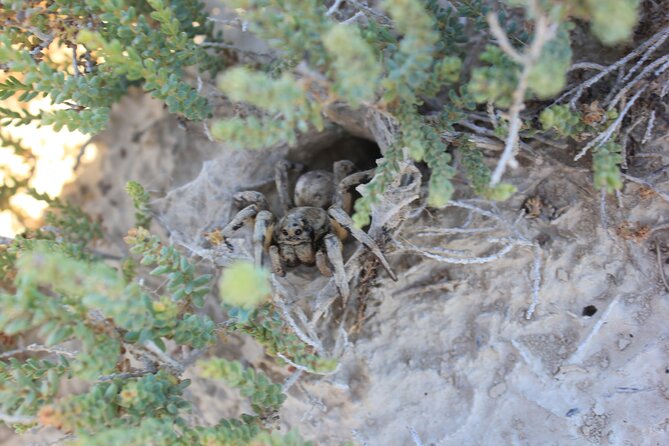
(221, 190, 270, 237)
(233, 191, 269, 211)
(252, 210, 274, 269)
(316, 248, 334, 277)
(275, 160, 305, 214)
(219, 191, 273, 266)
(220, 204, 260, 238)
(268, 245, 285, 276)
(324, 233, 349, 299)
(336, 169, 374, 215)
(328, 206, 398, 281)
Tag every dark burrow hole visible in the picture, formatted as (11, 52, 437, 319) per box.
(245, 135, 382, 218)
(582, 305, 598, 317)
(290, 134, 382, 172)
(276, 135, 382, 212)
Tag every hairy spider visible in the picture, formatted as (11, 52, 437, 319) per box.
(219, 159, 397, 298)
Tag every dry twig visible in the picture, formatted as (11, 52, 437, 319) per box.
(656, 242, 669, 292)
(488, 2, 558, 185)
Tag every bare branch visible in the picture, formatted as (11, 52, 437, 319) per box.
(326, 0, 344, 16)
(143, 341, 185, 375)
(486, 13, 525, 65)
(568, 62, 607, 72)
(407, 426, 424, 446)
(0, 412, 35, 424)
(555, 25, 669, 107)
(525, 244, 542, 320)
(608, 53, 669, 110)
(642, 110, 656, 145)
(656, 243, 669, 292)
(0, 343, 78, 359)
(489, 5, 558, 185)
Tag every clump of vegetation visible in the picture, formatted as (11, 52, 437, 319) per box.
(0, 0, 651, 443)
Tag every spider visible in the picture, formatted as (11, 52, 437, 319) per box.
(219, 159, 397, 298)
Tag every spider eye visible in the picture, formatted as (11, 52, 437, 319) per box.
(282, 229, 288, 236)
(295, 229, 302, 235)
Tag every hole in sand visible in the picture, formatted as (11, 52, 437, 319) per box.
(291, 134, 381, 172)
(582, 305, 598, 317)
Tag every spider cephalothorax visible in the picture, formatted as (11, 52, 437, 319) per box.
(219, 160, 397, 298)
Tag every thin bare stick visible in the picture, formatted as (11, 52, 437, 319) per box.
(525, 244, 542, 320)
(656, 242, 669, 292)
(567, 295, 621, 364)
(0, 343, 78, 359)
(341, 11, 365, 25)
(398, 239, 522, 265)
(326, 0, 344, 16)
(407, 426, 424, 446)
(620, 30, 669, 84)
(568, 62, 607, 72)
(98, 369, 154, 382)
(0, 412, 35, 424)
(555, 25, 669, 106)
(642, 110, 656, 145)
(486, 13, 524, 64)
(143, 340, 185, 375)
(202, 121, 214, 142)
(488, 5, 557, 184)
(608, 54, 669, 109)
(282, 369, 303, 392)
(620, 115, 645, 170)
(414, 226, 496, 236)
(276, 352, 340, 375)
(599, 188, 608, 229)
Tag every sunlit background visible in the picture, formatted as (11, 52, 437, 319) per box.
(0, 95, 98, 237)
(1, 41, 100, 237)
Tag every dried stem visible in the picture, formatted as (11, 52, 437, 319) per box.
(326, 0, 344, 16)
(0, 412, 36, 425)
(656, 242, 669, 292)
(525, 244, 542, 320)
(488, 4, 557, 185)
(608, 53, 669, 110)
(556, 25, 669, 107)
(0, 343, 78, 359)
